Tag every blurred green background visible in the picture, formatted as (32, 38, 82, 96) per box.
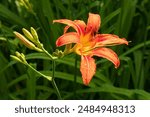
(0, 0, 150, 100)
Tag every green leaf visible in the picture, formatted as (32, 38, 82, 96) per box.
(26, 63, 37, 99)
(115, 0, 137, 37)
(76, 84, 150, 99)
(0, 3, 28, 27)
(101, 8, 121, 28)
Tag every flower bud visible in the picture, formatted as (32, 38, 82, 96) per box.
(20, 53, 27, 63)
(22, 28, 35, 43)
(53, 49, 64, 58)
(14, 31, 36, 50)
(15, 51, 21, 58)
(30, 27, 38, 41)
(10, 55, 22, 63)
(14, 51, 27, 64)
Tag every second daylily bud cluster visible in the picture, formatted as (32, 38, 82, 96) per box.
(10, 51, 27, 65)
(14, 27, 43, 52)
(52, 49, 64, 58)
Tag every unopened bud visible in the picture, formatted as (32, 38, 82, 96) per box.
(10, 55, 22, 63)
(14, 31, 36, 50)
(21, 53, 25, 58)
(16, 51, 22, 58)
(14, 51, 27, 64)
(58, 50, 64, 57)
(22, 28, 35, 43)
(20, 53, 27, 63)
(30, 27, 38, 41)
(53, 49, 64, 58)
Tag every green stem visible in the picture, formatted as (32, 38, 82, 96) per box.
(41, 45, 61, 99)
(51, 60, 62, 99)
(41, 46, 57, 60)
(26, 63, 52, 81)
(73, 55, 78, 99)
(120, 40, 150, 57)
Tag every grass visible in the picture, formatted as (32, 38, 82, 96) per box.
(0, 0, 150, 100)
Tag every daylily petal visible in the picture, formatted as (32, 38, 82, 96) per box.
(95, 34, 128, 47)
(63, 20, 86, 34)
(74, 20, 86, 33)
(86, 13, 101, 33)
(56, 32, 79, 47)
(64, 25, 70, 34)
(92, 48, 120, 68)
(80, 55, 96, 85)
(53, 19, 82, 34)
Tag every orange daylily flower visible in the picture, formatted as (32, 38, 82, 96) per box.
(53, 13, 128, 85)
